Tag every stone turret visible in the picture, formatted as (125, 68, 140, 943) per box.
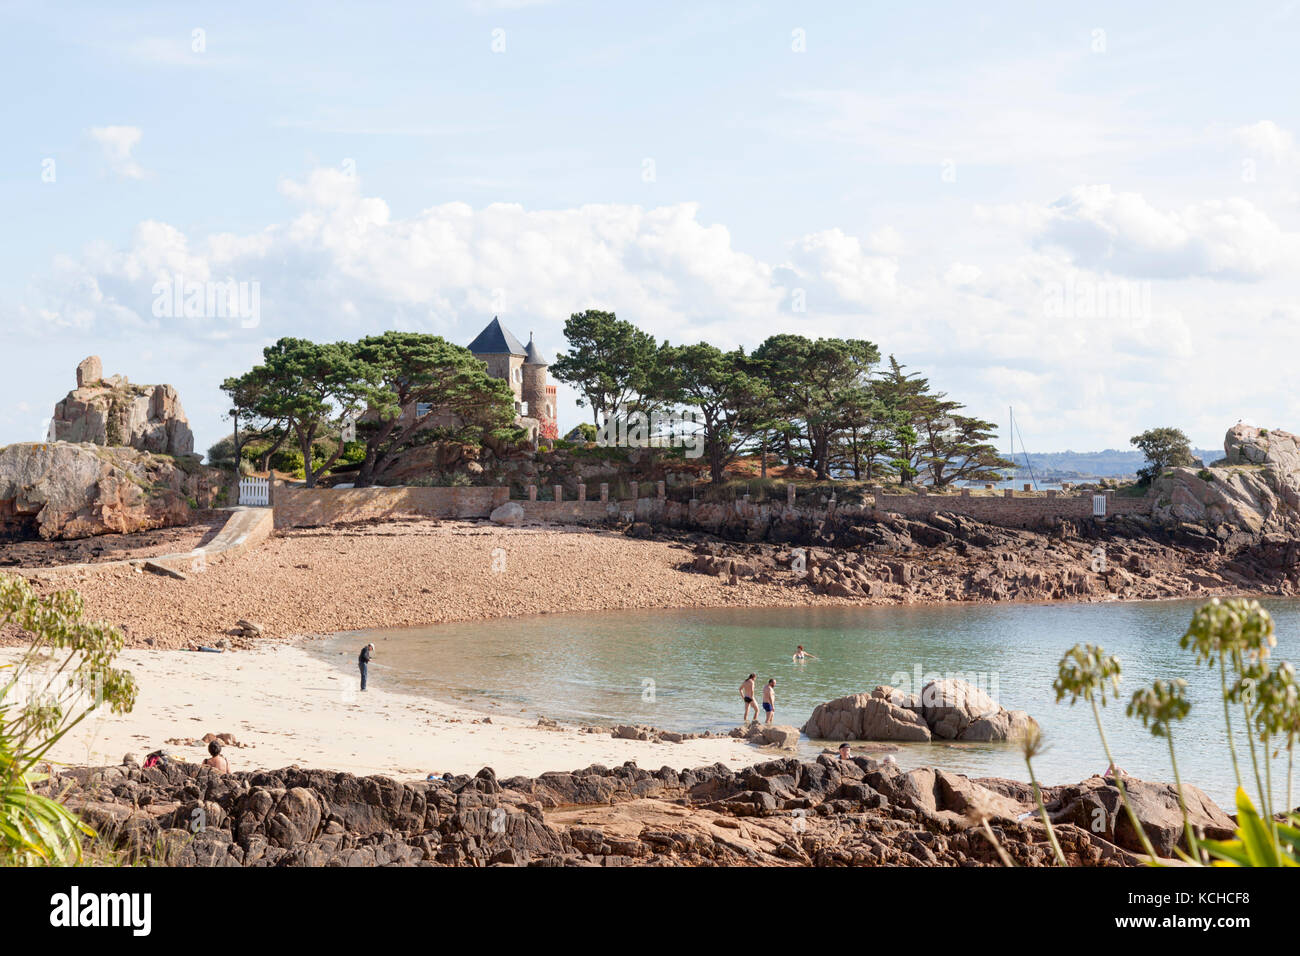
(522, 332, 557, 440)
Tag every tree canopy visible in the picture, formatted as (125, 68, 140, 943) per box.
(1131, 427, 1196, 485)
(222, 333, 517, 487)
(550, 310, 662, 424)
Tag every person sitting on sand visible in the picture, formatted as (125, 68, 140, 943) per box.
(762, 678, 777, 724)
(359, 643, 375, 692)
(203, 740, 230, 774)
(793, 645, 818, 662)
(740, 674, 758, 722)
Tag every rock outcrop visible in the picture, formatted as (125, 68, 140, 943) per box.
(51, 356, 194, 456)
(0, 442, 220, 540)
(1153, 424, 1300, 535)
(677, 499, 1300, 601)
(801, 688, 932, 742)
(43, 756, 1227, 866)
(802, 680, 1037, 743)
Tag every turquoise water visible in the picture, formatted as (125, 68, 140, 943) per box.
(311, 599, 1300, 807)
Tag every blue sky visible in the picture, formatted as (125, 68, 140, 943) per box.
(4, 0, 1300, 456)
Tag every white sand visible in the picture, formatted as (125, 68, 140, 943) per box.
(1, 644, 763, 780)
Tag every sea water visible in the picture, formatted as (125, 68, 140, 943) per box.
(313, 599, 1300, 807)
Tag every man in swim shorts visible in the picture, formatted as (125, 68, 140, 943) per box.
(763, 678, 776, 724)
(740, 673, 758, 722)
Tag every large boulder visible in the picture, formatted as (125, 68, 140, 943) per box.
(489, 501, 525, 527)
(0, 442, 220, 540)
(918, 678, 1000, 740)
(802, 689, 932, 742)
(803, 680, 1037, 743)
(50, 357, 194, 456)
(1046, 776, 1236, 858)
(960, 710, 1038, 742)
(1152, 423, 1300, 535)
(1224, 423, 1300, 471)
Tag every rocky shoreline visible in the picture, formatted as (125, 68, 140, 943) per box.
(676, 507, 1298, 604)
(48, 754, 1236, 867)
(5, 505, 1292, 651)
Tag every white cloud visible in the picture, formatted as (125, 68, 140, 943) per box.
(88, 125, 147, 180)
(784, 228, 899, 309)
(10, 169, 1300, 453)
(1231, 120, 1299, 165)
(977, 185, 1300, 280)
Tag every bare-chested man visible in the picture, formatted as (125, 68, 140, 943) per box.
(740, 673, 758, 722)
(762, 679, 777, 724)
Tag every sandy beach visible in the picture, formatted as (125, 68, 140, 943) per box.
(8, 518, 827, 650)
(1, 642, 763, 779)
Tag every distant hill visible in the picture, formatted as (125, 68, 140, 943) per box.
(1001, 448, 1222, 480)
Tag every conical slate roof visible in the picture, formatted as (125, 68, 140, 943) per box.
(467, 317, 526, 356)
(524, 332, 548, 366)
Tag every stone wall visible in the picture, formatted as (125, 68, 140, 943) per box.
(272, 484, 509, 529)
(873, 489, 1152, 528)
(270, 481, 1153, 532)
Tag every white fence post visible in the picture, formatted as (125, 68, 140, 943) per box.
(239, 477, 271, 507)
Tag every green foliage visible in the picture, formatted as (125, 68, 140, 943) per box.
(350, 331, 516, 487)
(550, 310, 663, 423)
(1127, 678, 1191, 737)
(1023, 599, 1300, 867)
(1131, 426, 1195, 486)
(338, 441, 367, 466)
(1202, 789, 1300, 867)
(656, 342, 770, 484)
(222, 338, 372, 488)
(407, 471, 473, 488)
(0, 575, 136, 865)
(206, 434, 238, 470)
(748, 334, 880, 480)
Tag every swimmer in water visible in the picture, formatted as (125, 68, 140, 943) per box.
(793, 645, 818, 662)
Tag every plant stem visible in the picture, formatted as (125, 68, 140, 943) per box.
(1091, 695, 1159, 860)
(1025, 756, 1068, 867)
(1288, 739, 1295, 815)
(1241, 698, 1267, 819)
(1264, 734, 1281, 859)
(1166, 734, 1201, 864)
(1220, 653, 1242, 790)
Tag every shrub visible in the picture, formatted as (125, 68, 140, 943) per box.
(0, 576, 136, 865)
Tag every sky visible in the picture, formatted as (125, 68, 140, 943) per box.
(3, 0, 1299, 458)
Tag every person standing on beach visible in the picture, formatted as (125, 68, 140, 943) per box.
(740, 674, 758, 722)
(358, 643, 375, 692)
(762, 679, 777, 724)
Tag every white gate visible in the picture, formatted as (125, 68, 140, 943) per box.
(1092, 494, 1107, 517)
(238, 477, 270, 507)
